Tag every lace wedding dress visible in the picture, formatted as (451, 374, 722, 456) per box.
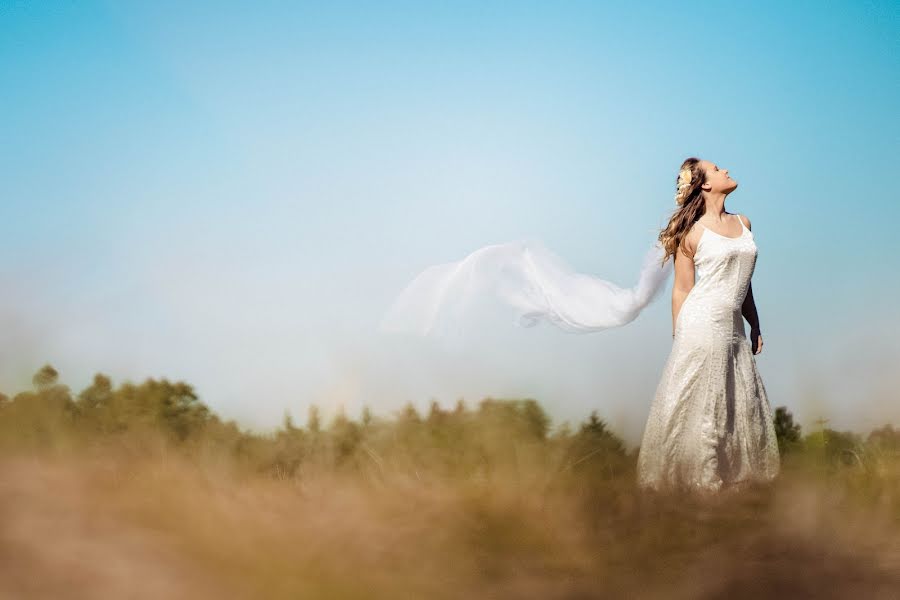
(379, 213, 780, 493)
(636, 214, 780, 493)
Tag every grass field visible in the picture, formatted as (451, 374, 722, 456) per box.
(1, 366, 898, 599)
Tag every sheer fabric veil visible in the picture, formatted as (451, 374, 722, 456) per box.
(379, 237, 673, 339)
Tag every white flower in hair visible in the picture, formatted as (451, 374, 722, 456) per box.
(674, 167, 693, 205)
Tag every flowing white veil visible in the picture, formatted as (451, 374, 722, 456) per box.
(378, 235, 674, 340)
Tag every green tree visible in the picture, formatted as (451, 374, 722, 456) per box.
(307, 404, 321, 434)
(804, 428, 863, 466)
(77, 373, 113, 411)
(361, 405, 374, 427)
(329, 405, 362, 466)
(564, 410, 627, 478)
(475, 398, 550, 441)
(32, 364, 59, 390)
(283, 410, 297, 433)
(773, 406, 802, 454)
(521, 398, 551, 440)
(152, 379, 212, 440)
(399, 401, 422, 424)
(577, 411, 625, 454)
(867, 425, 900, 454)
(453, 398, 467, 415)
(427, 399, 448, 427)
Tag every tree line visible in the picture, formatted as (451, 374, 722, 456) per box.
(2, 364, 898, 480)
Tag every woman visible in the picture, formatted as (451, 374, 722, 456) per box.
(636, 158, 780, 493)
(379, 157, 780, 492)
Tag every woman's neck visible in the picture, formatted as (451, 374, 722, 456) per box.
(701, 193, 728, 220)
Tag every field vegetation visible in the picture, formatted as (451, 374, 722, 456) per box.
(1, 364, 898, 598)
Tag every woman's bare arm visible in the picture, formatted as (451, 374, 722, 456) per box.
(671, 229, 699, 338)
(742, 282, 764, 355)
(738, 215, 764, 354)
(741, 282, 761, 333)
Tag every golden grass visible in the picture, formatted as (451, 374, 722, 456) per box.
(1, 442, 898, 599)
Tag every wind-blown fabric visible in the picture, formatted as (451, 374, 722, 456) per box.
(379, 238, 673, 338)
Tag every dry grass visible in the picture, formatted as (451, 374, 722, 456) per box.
(1, 443, 898, 599)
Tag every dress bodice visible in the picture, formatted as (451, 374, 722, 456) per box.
(675, 214, 757, 341)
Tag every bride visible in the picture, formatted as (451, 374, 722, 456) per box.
(636, 158, 780, 493)
(379, 157, 780, 493)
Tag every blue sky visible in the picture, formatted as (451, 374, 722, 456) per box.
(1, 1, 898, 444)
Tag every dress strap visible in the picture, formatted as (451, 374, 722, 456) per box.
(735, 214, 746, 231)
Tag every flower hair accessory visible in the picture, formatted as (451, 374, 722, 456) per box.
(674, 167, 693, 205)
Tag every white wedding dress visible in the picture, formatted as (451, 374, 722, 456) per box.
(379, 214, 780, 493)
(636, 214, 780, 492)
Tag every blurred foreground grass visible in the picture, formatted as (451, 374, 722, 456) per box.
(1, 364, 898, 598)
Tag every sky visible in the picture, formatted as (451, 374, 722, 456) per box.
(1, 1, 898, 446)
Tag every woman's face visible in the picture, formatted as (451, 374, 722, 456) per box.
(700, 160, 737, 194)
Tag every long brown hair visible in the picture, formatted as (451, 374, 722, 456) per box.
(658, 157, 708, 266)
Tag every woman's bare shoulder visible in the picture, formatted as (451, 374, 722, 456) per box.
(737, 213, 752, 230)
(680, 222, 703, 259)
